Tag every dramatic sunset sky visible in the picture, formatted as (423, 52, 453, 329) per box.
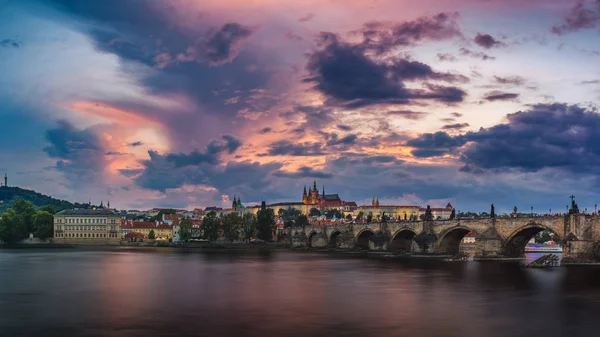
(2, 0, 600, 212)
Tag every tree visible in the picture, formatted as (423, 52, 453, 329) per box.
(309, 208, 321, 217)
(151, 209, 176, 222)
(40, 205, 57, 215)
(179, 217, 193, 242)
(278, 208, 287, 218)
(285, 207, 301, 220)
(12, 199, 36, 234)
(346, 214, 352, 221)
(222, 213, 242, 242)
(33, 210, 53, 239)
(325, 209, 342, 219)
(295, 214, 309, 228)
(148, 229, 156, 240)
(257, 208, 275, 241)
(202, 211, 219, 242)
(0, 209, 23, 243)
(242, 213, 257, 243)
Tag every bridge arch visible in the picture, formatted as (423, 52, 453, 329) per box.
(436, 226, 475, 254)
(328, 230, 342, 248)
(388, 228, 417, 252)
(503, 223, 562, 257)
(355, 229, 375, 250)
(307, 231, 318, 247)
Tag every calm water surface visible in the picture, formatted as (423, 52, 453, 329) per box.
(1, 248, 600, 337)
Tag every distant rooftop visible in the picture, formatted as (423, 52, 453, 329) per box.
(55, 209, 118, 216)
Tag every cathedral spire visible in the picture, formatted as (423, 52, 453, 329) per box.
(303, 186, 307, 196)
(322, 185, 325, 198)
(313, 180, 317, 192)
(372, 197, 375, 206)
(107, 200, 110, 209)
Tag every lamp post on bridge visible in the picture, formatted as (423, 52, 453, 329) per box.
(531, 206, 533, 217)
(595, 204, 597, 215)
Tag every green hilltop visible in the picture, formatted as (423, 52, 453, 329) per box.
(0, 186, 88, 213)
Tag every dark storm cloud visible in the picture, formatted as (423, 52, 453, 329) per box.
(177, 23, 255, 66)
(387, 110, 428, 120)
(357, 12, 462, 54)
(305, 32, 467, 108)
(150, 135, 242, 168)
(43, 120, 106, 181)
(459, 48, 495, 61)
(494, 76, 526, 86)
(0, 39, 19, 48)
(437, 53, 457, 62)
(552, 0, 600, 35)
(406, 131, 466, 158)
(326, 134, 358, 146)
(407, 104, 600, 174)
(134, 152, 282, 193)
(483, 91, 520, 101)
(442, 123, 470, 130)
(273, 166, 333, 179)
(474, 33, 504, 49)
(266, 141, 325, 156)
(127, 141, 144, 147)
(118, 168, 144, 177)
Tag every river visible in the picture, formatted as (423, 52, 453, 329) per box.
(1, 248, 600, 337)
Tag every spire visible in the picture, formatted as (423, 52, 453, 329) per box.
(303, 186, 307, 196)
(232, 195, 237, 210)
(107, 200, 110, 209)
(313, 180, 317, 192)
(376, 198, 379, 207)
(4, 173, 6, 188)
(322, 185, 325, 198)
(99, 200, 104, 208)
(372, 197, 375, 206)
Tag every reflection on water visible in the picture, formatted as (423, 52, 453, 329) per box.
(1, 248, 600, 337)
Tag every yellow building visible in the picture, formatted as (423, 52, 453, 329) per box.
(354, 205, 421, 221)
(53, 209, 121, 245)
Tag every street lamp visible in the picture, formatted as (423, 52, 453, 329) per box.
(531, 206, 533, 217)
(595, 204, 597, 215)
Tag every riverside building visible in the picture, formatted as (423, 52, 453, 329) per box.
(53, 209, 121, 245)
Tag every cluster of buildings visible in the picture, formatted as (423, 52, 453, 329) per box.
(52, 180, 456, 244)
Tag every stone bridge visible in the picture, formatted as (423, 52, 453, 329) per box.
(278, 214, 600, 259)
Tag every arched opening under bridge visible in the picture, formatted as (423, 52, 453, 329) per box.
(388, 230, 417, 252)
(328, 231, 341, 248)
(437, 227, 472, 254)
(307, 231, 318, 247)
(503, 225, 562, 257)
(355, 230, 375, 250)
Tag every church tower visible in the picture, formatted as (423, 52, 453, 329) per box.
(302, 186, 308, 204)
